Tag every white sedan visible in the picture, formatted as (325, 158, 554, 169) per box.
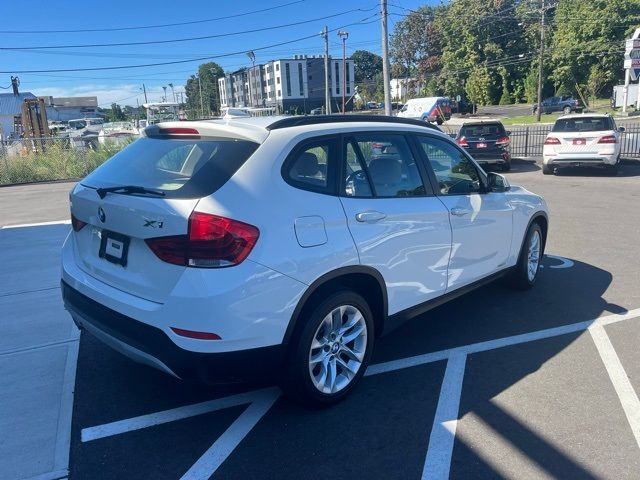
(542, 114, 624, 175)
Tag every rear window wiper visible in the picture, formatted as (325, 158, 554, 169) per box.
(96, 185, 166, 199)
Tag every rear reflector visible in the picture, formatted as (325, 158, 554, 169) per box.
(544, 136, 561, 145)
(171, 327, 221, 340)
(71, 213, 87, 232)
(145, 211, 259, 268)
(597, 135, 617, 144)
(157, 127, 200, 136)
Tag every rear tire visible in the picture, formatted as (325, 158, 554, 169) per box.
(501, 161, 511, 172)
(282, 291, 374, 407)
(542, 164, 553, 175)
(510, 222, 543, 290)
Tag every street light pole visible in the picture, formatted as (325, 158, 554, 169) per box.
(380, 0, 392, 116)
(338, 30, 349, 114)
(168, 83, 176, 103)
(535, 0, 546, 122)
(321, 26, 331, 115)
(141, 83, 148, 104)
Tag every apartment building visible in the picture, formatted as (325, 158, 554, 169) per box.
(218, 55, 355, 114)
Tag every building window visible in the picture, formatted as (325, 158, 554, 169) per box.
(276, 64, 279, 71)
(277, 77, 280, 84)
(278, 90, 281, 97)
(298, 63, 304, 96)
(335, 63, 340, 95)
(346, 62, 350, 94)
(285, 63, 292, 97)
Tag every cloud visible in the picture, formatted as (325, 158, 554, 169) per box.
(32, 83, 182, 107)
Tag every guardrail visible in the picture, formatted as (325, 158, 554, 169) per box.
(441, 122, 640, 158)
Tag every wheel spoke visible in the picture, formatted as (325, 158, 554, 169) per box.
(336, 356, 358, 379)
(339, 311, 362, 336)
(342, 324, 365, 344)
(310, 336, 327, 350)
(341, 343, 364, 362)
(326, 358, 337, 393)
(309, 351, 325, 365)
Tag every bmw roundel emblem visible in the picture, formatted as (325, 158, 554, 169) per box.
(98, 207, 106, 223)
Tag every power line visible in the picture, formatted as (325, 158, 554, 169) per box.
(0, 0, 306, 34)
(0, 15, 380, 73)
(0, 7, 377, 51)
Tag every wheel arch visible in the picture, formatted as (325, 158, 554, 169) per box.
(283, 266, 388, 345)
(519, 211, 549, 259)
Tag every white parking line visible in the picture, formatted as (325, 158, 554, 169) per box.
(0, 220, 70, 229)
(81, 387, 280, 442)
(421, 353, 467, 480)
(180, 388, 280, 480)
(589, 324, 640, 450)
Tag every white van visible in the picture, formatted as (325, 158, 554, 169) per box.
(397, 97, 452, 125)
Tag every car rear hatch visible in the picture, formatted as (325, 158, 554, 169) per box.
(457, 123, 509, 159)
(548, 117, 615, 157)
(70, 125, 260, 303)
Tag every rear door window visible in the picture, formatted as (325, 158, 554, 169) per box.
(283, 137, 338, 194)
(82, 137, 259, 199)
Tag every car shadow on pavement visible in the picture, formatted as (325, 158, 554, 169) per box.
(554, 163, 640, 178)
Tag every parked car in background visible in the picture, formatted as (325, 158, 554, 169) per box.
(456, 121, 512, 171)
(310, 107, 323, 115)
(397, 97, 452, 125)
(62, 115, 548, 406)
(532, 96, 583, 115)
(542, 114, 624, 175)
(451, 99, 474, 115)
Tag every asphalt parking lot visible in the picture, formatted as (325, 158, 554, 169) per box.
(2, 158, 640, 479)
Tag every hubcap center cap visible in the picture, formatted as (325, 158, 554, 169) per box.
(331, 343, 340, 354)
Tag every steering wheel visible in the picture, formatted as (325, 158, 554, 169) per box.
(346, 170, 367, 185)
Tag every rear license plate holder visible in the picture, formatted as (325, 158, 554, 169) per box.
(573, 138, 586, 145)
(477, 142, 487, 148)
(99, 230, 130, 267)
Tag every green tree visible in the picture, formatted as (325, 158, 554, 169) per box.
(550, 0, 638, 98)
(106, 103, 126, 122)
(465, 66, 495, 106)
(351, 50, 383, 83)
(185, 62, 224, 118)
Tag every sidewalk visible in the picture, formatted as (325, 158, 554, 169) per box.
(0, 222, 77, 480)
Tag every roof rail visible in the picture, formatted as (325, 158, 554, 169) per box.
(265, 114, 442, 131)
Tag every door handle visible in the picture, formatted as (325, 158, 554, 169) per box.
(355, 211, 386, 223)
(450, 207, 471, 217)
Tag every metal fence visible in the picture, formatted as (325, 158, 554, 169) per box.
(442, 122, 640, 158)
(0, 135, 134, 186)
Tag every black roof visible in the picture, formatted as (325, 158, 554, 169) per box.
(266, 114, 442, 132)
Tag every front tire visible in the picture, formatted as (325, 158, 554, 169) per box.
(563, 106, 572, 115)
(510, 223, 543, 290)
(542, 164, 553, 175)
(282, 291, 374, 406)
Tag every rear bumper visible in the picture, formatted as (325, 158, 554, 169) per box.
(543, 154, 618, 167)
(62, 280, 285, 383)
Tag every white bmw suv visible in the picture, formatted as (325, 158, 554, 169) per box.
(62, 115, 549, 405)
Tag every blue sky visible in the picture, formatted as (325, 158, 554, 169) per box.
(1, 0, 430, 106)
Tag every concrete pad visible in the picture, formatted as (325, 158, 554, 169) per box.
(0, 224, 68, 296)
(0, 343, 77, 480)
(0, 288, 75, 354)
(451, 332, 640, 479)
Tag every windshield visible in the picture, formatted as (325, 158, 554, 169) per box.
(460, 123, 505, 138)
(552, 117, 613, 133)
(82, 137, 259, 199)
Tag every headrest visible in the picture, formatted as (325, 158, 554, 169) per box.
(368, 157, 402, 184)
(296, 152, 320, 176)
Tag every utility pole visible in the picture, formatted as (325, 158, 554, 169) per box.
(338, 31, 349, 114)
(380, 0, 392, 116)
(142, 83, 148, 104)
(535, 0, 546, 122)
(322, 26, 331, 115)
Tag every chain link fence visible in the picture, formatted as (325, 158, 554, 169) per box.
(0, 135, 135, 186)
(441, 121, 640, 158)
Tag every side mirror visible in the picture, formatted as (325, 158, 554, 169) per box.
(487, 172, 510, 193)
(618, 126, 625, 133)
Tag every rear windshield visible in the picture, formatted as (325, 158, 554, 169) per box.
(82, 137, 259, 199)
(459, 123, 505, 137)
(552, 117, 613, 133)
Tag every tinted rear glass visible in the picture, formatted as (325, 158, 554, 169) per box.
(82, 137, 259, 199)
(552, 117, 612, 133)
(459, 123, 505, 137)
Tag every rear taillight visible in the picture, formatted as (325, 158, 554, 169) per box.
(157, 127, 200, 136)
(597, 135, 617, 144)
(544, 137, 561, 145)
(496, 136, 510, 146)
(456, 137, 469, 147)
(71, 213, 87, 232)
(145, 211, 259, 268)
